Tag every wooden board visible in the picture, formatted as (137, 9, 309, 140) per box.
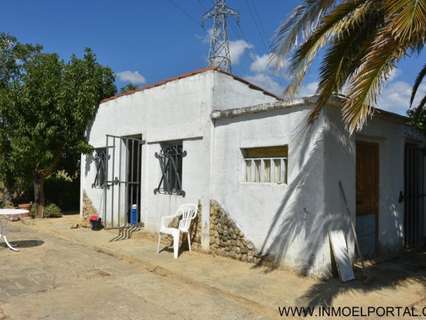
(243, 146, 288, 158)
(356, 141, 379, 216)
(329, 230, 355, 282)
(356, 141, 379, 257)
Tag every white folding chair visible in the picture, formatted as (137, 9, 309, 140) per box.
(157, 203, 198, 258)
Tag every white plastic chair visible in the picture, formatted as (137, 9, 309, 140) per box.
(157, 203, 198, 259)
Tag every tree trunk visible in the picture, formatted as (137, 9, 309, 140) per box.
(2, 185, 13, 207)
(33, 175, 45, 218)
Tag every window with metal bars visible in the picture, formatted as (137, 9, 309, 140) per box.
(92, 147, 107, 188)
(242, 146, 288, 184)
(154, 141, 186, 196)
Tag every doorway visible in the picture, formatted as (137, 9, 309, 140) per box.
(404, 143, 425, 248)
(356, 141, 379, 258)
(103, 134, 143, 228)
(126, 136, 142, 224)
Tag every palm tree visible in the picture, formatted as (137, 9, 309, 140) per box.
(408, 63, 426, 132)
(273, 0, 426, 133)
(410, 63, 426, 112)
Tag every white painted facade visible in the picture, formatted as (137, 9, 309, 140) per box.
(81, 69, 425, 277)
(80, 69, 277, 249)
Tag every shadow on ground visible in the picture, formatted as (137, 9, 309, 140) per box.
(1, 239, 44, 249)
(296, 249, 426, 308)
(158, 233, 193, 258)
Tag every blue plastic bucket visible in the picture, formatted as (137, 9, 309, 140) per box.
(130, 204, 138, 225)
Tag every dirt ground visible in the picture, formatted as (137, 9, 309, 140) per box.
(0, 215, 425, 320)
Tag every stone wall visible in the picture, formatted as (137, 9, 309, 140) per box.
(83, 195, 264, 266)
(82, 192, 97, 219)
(209, 200, 260, 264)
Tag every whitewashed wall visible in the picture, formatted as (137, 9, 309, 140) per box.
(212, 105, 329, 276)
(212, 73, 277, 110)
(211, 103, 423, 277)
(80, 70, 276, 249)
(81, 67, 421, 276)
(324, 106, 425, 256)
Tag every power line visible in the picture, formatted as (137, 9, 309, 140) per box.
(244, 0, 268, 52)
(195, 0, 207, 10)
(232, 20, 248, 47)
(249, 0, 269, 48)
(231, 19, 259, 60)
(167, 0, 205, 30)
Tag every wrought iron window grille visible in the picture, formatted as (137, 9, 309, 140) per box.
(92, 148, 108, 188)
(154, 142, 186, 196)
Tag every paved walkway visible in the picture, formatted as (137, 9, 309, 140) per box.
(0, 215, 425, 319)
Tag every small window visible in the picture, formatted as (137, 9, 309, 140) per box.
(154, 141, 186, 196)
(242, 146, 288, 184)
(92, 147, 107, 188)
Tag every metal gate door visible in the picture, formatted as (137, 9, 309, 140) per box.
(103, 134, 142, 228)
(404, 143, 425, 248)
(356, 141, 379, 258)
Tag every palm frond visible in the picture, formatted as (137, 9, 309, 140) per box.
(411, 63, 426, 106)
(309, 4, 382, 121)
(414, 94, 426, 113)
(274, 0, 426, 131)
(272, 0, 336, 60)
(283, 0, 374, 99)
(342, 29, 404, 132)
(386, 0, 426, 43)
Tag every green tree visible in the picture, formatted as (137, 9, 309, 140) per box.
(0, 33, 42, 204)
(0, 34, 116, 216)
(0, 33, 42, 89)
(120, 83, 138, 94)
(273, 0, 426, 132)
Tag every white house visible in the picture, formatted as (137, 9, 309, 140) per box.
(80, 67, 425, 277)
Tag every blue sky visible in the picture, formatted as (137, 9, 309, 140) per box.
(1, 0, 425, 115)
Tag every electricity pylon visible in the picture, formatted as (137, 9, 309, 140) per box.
(202, 0, 239, 72)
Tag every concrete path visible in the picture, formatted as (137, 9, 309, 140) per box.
(0, 215, 425, 319)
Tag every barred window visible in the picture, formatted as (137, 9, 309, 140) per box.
(242, 146, 288, 184)
(92, 147, 107, 188)
(154, 141, 186, 196)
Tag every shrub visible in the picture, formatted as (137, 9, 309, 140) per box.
(30, 203, 62, 218)
(44, 203, 62, 218)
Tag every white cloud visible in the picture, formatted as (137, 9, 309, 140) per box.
(296, 78, 422, 116)
(229, 40, 253, 65)
(388, 68, 400, 81)
(250, 53, 287, 74)
(244, 73, 283, 96)
(298, 81, 319, 97)
(377, 80, 426, 115)
(116, 70, 146, 85)
(294, 78, 424, 116)
(201, 33, 252, 65)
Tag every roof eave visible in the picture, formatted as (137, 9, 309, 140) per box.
(100, 67, 282, 105)
(211, 94, 410, 126)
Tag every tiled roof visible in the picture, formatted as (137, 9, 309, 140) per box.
(101, 67, 282, 104)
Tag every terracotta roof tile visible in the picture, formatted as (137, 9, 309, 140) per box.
(101, 67, 282, 104)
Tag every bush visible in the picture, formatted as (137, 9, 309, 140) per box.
(31, 203, 62, 218)
(44, 203, 62, 218)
